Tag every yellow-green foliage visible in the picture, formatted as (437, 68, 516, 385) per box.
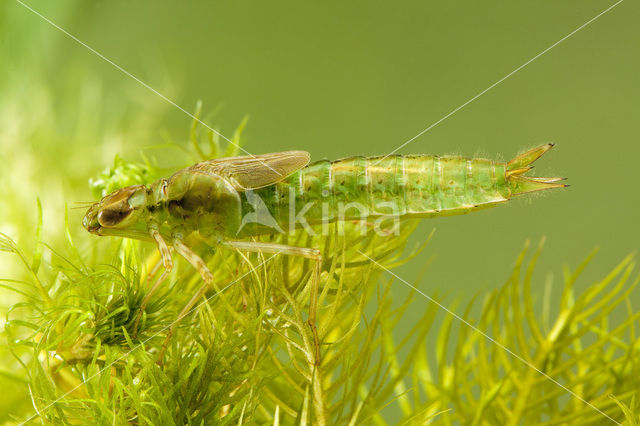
(1, 119, 639, 425)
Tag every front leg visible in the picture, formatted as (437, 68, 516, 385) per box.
(133, 227, 173, 338)
(157, 237, 215, 361)
(221, 240, 322, 366)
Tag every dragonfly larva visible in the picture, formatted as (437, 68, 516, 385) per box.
(83, 144, 566, 363)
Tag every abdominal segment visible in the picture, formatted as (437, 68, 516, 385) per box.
(238, 155, 510, 236)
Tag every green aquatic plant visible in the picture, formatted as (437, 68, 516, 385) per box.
(395, 242, 640, 425)
(3, 216, 640, 424)
(2, 117, 639, 425)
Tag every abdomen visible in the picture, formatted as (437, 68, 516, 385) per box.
(243, 154, 510, 231)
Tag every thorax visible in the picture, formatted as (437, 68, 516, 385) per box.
(146, 172, 243, 239)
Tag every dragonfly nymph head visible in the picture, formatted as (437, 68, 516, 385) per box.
(83, 185, 149, 238)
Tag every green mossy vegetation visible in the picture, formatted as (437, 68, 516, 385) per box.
(2, 115, 639, 425)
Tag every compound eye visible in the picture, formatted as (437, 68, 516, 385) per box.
(97, 203, 132, 227)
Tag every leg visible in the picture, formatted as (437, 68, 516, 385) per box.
(158, 237, 215, 361)
(221, 240, 322, 365)
(133, 229, 173, 338)
(146, 254, 164, 284)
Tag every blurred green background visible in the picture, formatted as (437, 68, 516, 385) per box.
(1, 0, 638, 421)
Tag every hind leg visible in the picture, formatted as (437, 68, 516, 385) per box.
(221, 240, 322, 366)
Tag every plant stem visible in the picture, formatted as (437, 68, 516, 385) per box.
(507, 343, 550, 426)
(313, 367, 328, 426)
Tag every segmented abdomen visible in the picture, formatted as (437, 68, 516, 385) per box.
(248, 155, 510, 227)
